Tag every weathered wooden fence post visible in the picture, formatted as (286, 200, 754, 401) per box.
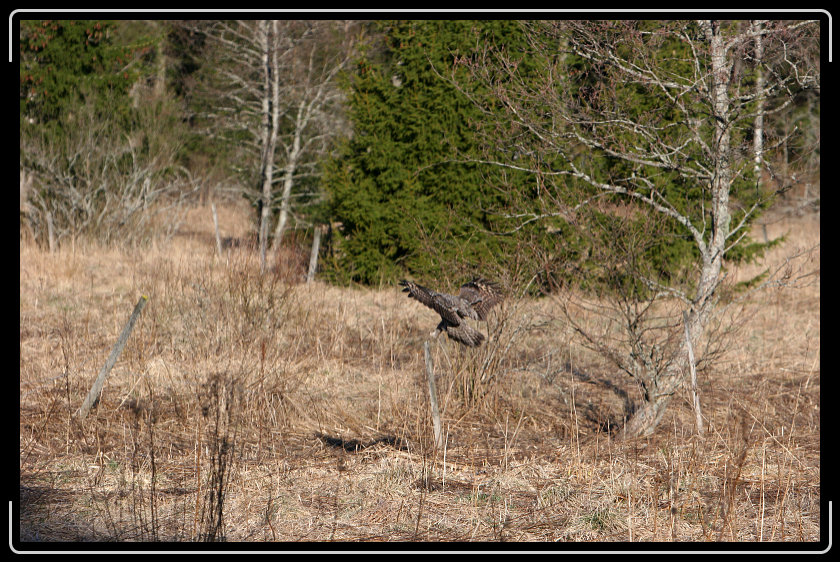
(211, 202, 223, 258)
(306, 225, 323, 284)
(76, 295, 148, 420)
(423, 341, 442, 449)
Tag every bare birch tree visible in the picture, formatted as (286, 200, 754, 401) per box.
(190, 20, 356, 272)
(269, 21, 356, 256)
(461, 19, 819, 437)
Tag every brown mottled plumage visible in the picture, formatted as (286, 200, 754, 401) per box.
(399, 278, 502, 347)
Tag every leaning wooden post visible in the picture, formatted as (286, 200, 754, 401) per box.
(306, 225, 323, 284)
(76, 295, 148, 420)
(46, 210, 56, 253)
(211, 202, 223, 258)
(423, 341, 443, 450)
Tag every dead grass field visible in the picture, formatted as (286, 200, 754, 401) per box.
(19, 201, 820, 545)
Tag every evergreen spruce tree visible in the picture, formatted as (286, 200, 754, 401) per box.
(322, 20, 534, 285)
(20, 20, 140, 127)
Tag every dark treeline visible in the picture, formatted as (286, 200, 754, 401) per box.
(20, 18, 820, 288)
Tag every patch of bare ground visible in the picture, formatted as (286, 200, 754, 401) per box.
(19, 203, 819, 543)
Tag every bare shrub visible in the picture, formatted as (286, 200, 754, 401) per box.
(20, 92, 198, 248)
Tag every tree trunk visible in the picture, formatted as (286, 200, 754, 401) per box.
(622, 20, 732, 439)
(623, 395, 673, 439)
(270, 126, 302, 255)
(257, 20, 280, 274)
(752, 20, 767, 182)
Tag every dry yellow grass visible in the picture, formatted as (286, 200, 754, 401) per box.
(19, 202, 820, 544)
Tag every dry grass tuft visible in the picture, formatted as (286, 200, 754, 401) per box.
(19, 204, 819, 543)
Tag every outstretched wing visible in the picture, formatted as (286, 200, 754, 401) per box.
(459, 278, 502, 321)
(399, 280, 462, 325)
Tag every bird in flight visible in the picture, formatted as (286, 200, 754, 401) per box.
(399, 278, 502, 347)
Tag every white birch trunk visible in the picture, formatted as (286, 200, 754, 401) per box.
(306, 225, 323, 283)
(257, 20, 280, 273)
(623, 20, 732, 438)
(752, 20, 767, 181)
(270, 123, 302, 253)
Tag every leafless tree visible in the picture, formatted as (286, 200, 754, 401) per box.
(191, 20, 357, 272)
(460, 19, 819, 437)
(269, 21, 357, 256)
